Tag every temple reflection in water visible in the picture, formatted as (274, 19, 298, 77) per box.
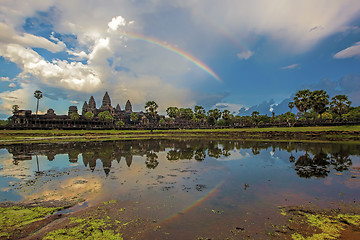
(5, 139, 360, 178)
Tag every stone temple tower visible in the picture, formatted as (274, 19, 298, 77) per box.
(82, 101, 88, 116)
(88, 96, 97, 113)
(101, 92, 111, 108)
(125, 100, 132, 113)
(99, 92, 114, 114)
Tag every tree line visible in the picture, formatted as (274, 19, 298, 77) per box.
(7, 89, 360, 128)
(157, 89, 360, 127)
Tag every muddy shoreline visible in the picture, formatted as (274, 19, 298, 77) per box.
(1, 127, 360, 145)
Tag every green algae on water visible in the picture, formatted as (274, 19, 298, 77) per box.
(0, 206, 62, 238)
(43, 216, 123, 240)
(290, 211, 360, 240)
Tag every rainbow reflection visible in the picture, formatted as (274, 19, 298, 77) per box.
(161, 180, 225, 224)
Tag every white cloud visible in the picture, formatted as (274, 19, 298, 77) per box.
(8, 83, 16, 88)
(0, 77, 10, 82)
(108, 16, 127, 32)
(1, 0, 360, 117)
(237, 50, 253, 60)
(213, 102, 244, 114)
(334, 42, 360, 59)
(0, 83, 33, 114)
(0, 43, 102, 92)
(280, 64, 300, 70)
(0, 22, 65, 53)
(178, 0, 360, 52)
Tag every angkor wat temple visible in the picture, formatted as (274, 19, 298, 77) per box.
(9, 92, 150, 129)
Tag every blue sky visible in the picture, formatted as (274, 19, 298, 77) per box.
(1, 0, 360, 119)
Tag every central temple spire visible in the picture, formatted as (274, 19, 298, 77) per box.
(102, 91, 111, 107)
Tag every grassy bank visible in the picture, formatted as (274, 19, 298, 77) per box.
(0, 125, 360, 145)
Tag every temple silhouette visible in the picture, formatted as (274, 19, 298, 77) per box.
(9, 92, 151, 129)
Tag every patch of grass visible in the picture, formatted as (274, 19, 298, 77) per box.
(289, 211, 360, 240)
(1, 125, 360, 145)
(0, 206, 62, 238)
(44, 216, 122, 240)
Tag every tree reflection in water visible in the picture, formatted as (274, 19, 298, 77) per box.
(293, 151, 352, 178)
(146, 152, 159, 169)
(4, 140, 359, 178)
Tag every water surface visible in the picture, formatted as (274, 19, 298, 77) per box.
(1, 140, 359, 238)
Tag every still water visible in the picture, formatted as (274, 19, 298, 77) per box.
(1, 139, 360, 238)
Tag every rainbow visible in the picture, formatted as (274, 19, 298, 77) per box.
(124, 32, 222, 83)
(161, 180, 225, 224)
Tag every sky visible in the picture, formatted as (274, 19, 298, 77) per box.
(1, 0, 360, 118)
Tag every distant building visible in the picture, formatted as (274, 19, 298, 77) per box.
(8, 92, 151, 129)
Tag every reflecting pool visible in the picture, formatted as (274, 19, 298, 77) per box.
(1, 139, 360, 238)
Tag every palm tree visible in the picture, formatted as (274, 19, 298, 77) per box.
(34, 90, 43, 117)
(145, 101, 158, 131)
(293, 89, 312, 114)
(310, 90, 329, 119)
(288, 102, 294, 113)
(145, 101, 158, 119)
(330, 95, 351, 118)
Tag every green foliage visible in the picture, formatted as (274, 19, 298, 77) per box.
(279, 112, 296, 123)
(34, 90, 43, 116)
(159, 118, 166, 125)
(33, 90, 43, 100)
(194, 105, 206, 120)
(0, 206, 62, 238)
(166, 107, 179, 119)
(179, 108, 194, 120)
(44, 217, 122, 240)
(84, 112, 94, 120)
(290, 211, 360, 240)
(206, 115, 216, 126)
(70, 112, 80, 120)
(217, 118, 226, 126)
(294, 89, 312, 113)
(145, 101, 158, 119)
(288, 101, 294, 112)
(207, 109, 221, 121)
(330, 95, 351, 118)
(321, 112, 333, 120)
(0, 119, 9, 126)
(12, 104, 19, 114)
(310, 90, 329, 117)
(116, 120, 125, 127)
(130, 112, 138, 122)
(98, 111, 114, 122)
(343, 107, 360, 121)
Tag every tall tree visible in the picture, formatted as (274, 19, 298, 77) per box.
(70, 112, 80, 120)
(98, 111, 113, 122)
(12, 104, 19, 114)
(84, 112, 94, 120)
(130, 112, 139, 123)
(207, 109, 221, 121)
(145, 101, 158, 121)
(293, 89, 312, 114)
(179, 108, 194, 121)
(34, 90, 43, 117)
(166, 107, 179, 119)
(330, 95, 351, 118)
(222, 110, 233, 125)
(251, 111, 259, 124)
(310, 90, 329, 118)
(288, 102, 294, 112)
(194, 105, 206, 123)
